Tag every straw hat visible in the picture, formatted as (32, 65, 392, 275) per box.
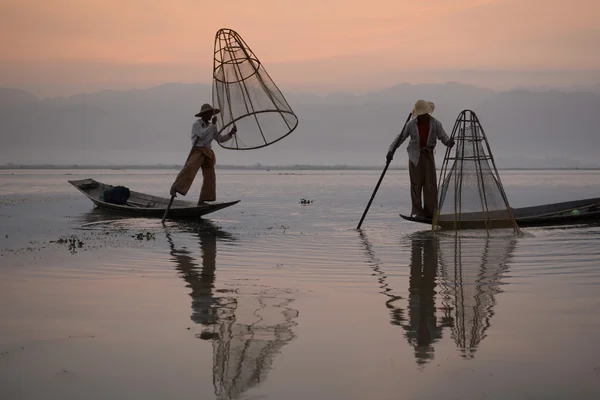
(195, 103, 221, 118)
(412, 100, 435, 117)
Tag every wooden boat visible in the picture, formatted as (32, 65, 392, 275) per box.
(400, 197, 600, 228)
(69, 178, 240, 218)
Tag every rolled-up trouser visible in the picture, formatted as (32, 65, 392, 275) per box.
(171, 147, 217, 202)
(408, 149, 437, 218)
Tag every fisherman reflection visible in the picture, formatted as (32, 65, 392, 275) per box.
(167, 221, 298, 399)
(401, 234, 448, 366)
(167, 221, 230, 339)
(359, 231, 447, 366)
(360, 230, 516, 366)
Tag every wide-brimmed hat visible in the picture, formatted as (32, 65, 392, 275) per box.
(412, 100, 435, 117)
(195, 103, 221, 118)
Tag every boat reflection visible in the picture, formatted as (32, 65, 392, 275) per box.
(359, 230, 516, 366)
(166, 221, 298, 399)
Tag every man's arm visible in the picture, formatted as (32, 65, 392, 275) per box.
(386, 121, 412, 161)
(192, 120, 217, 144)
(215, 125, 237, 143)
(436, 120, 454, 147)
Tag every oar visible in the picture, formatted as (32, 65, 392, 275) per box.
(357, 112, 412, 229)
(161, 196, 176, 224)
(162, 136, 201, 224)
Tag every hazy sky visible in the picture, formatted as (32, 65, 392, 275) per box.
(1, 0, 599, 97)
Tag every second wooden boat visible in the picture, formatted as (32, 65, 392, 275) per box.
(400, 197, 600, 228)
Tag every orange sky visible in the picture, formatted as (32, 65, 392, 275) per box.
(1, 0, 599, 96)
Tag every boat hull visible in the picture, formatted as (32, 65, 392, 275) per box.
(400, 197, 600, 228)
(69, 178, 240, 219)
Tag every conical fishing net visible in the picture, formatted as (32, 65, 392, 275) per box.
(212, 28, 298, 150)
(434, 110, 520, 233)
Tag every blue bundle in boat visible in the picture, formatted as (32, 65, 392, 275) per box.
(103, 186, 130, 205)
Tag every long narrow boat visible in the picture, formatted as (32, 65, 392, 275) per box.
(400, 197, 600, 228)
(69, 178, 240, 218)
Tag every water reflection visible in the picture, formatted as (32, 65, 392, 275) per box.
(403, 234, 447, 366)
(359, 230, 405, 327)
(359, 230, 516, 366)
(437, 234, 517, 359)
(166, 221, 298, 399)
(166, 222, 233, 332)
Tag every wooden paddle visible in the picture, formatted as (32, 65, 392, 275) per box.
(357, 112, 412, 229)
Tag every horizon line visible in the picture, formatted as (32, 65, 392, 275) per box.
(1, 164, 598, 171)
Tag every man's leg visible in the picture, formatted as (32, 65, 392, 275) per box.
(417, 236, 439, 346)
(409, 158, 425, 217)
(171, 149, 204, 196)
(422, 151, 438, 219)
(199, 165, 216, 203)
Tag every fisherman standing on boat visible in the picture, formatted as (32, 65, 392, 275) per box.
(386, 100, 454, 220)
(170, 103, 237, 205)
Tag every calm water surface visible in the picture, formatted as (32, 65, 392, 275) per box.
(1, 169, 600, 399)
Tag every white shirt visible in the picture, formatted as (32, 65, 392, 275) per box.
(191, 119, 232, 149)
(388, 116, 451, 166)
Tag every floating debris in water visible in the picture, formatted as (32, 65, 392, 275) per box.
(50, 235, 84, 254)
(132, 231, 156, 241)
(299, 198, 313, 205)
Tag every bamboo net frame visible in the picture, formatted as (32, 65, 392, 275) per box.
(212, 28, 298, 150)
(433, 110, 521, 233)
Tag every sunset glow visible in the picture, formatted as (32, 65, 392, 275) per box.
(1, 0, 599, 96)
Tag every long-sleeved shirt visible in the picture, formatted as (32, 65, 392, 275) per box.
(191, 119, 232, 149)
(388, 116, 451, 166)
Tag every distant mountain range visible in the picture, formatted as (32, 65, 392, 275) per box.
(0, 88, 38, 106)
(1, 82, 599, 168)
(512, 83, 600, 94)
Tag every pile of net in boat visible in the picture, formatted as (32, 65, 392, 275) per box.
(433, 110, 520, 233)
(212, 28, 298, 150)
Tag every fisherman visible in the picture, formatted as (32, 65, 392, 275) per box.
(386, 100, 454, 220)
(170, 103, 237, 204)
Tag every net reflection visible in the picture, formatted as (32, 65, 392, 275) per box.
(437, 234, 517, 359)
(167, 221, 298, 399)
(359, 230, 516, 366)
